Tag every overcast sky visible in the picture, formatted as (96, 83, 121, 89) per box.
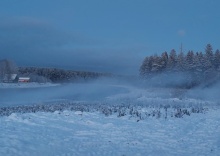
(0, 0, 220, 75)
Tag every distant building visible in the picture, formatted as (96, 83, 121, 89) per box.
(18, 77, 30, 83)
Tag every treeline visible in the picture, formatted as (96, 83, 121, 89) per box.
(18, 67, 112, 83)
(140, 44, 220, 88)
(0, 59, 112, 83)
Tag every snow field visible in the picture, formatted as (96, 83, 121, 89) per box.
(0, 109, 220, 156)
(1, 82, 220, 155)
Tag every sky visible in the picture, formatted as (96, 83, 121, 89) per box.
(0, 0, 220, 75)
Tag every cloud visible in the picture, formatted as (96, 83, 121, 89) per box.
(0, 16, 146, 75)
(177, 29, 186, 37)
(0, 16, 92, 58)
(0, 17, 80, 49)
(36, 46, 146, 75)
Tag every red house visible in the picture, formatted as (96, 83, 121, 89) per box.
(18, 77, 30, 83)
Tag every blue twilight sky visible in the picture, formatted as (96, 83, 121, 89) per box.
(0, 0, 220, 75)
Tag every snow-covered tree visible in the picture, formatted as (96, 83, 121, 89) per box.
(214, 49, 220, 70)
(191, 52, 204, 83)
(139, 44, 220, 88)
(193, 52, 203, 72)
(140, 56, 156, 77)
(0, 59, 18, 82)
(176, 51, 185, 71)
(166, 49, 177, 71)
(185, 51, 195, 71)
(205, 44, 214, 65)
(151, 54, 163, 73)
(139, 57, 150, 77)
(160, 52, 168, 70)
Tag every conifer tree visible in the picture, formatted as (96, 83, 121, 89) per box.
(167, 49, 177, 71)
(139, 44, 220, 88)
(139, 57, 150, 77)
(214, 49, 220, 70)
(205, 44, 214, 65)
(185, 51, 194, 71)
(176, 51, 185, 71)
(161, 52, 168, 70)
(139, 56, 154, 77)
(151, 54, 162, 73)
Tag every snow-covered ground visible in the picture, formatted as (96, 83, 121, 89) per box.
(1, 82, 220, 155)
(0, 82, 60, 88)
(0, 109, 220, 156)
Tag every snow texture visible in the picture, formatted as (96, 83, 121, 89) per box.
(0, 110, 220, 156)
(0, 82, 220, 155)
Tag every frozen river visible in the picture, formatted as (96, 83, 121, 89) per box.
(0, 83, 129, 107)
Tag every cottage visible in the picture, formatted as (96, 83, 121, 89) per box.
(18, 77, 30, 83)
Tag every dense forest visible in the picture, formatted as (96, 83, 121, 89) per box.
(18, 67, 111, 83)
(0, 59, 111, 83)
(140, 44, 220, 88)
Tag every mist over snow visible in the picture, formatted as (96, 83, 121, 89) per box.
(1, 0, 220, 155)
(1, 76, 220, 108)
(186, 81, 220, 101)
(1, 78, 220, 156)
